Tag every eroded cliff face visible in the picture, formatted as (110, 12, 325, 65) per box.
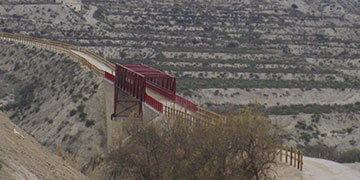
(0, 40, 106, 169)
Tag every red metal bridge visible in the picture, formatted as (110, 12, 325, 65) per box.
(107, 64, 198, 119)
(0, 31, 221, 124)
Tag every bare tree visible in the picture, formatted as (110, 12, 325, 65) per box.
(106, 109, 280, 180)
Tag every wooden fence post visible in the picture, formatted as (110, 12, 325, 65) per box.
(290, 147, 293, 166)
(301, 151, 303, 171)
(297, 150, 301, 170)
(285, 146, 288, 163)
(294, 149, 297, 167)
(279, 145, 283, 162)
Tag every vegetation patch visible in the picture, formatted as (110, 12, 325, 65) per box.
(2, 82, 39, 112)
(105, 110, 280, 179)
(177, 77, 360, 91)
(85, 120, 95, 127)
(266, 103, 360, 115)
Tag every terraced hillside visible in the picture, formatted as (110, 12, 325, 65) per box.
(1, 0, 360, 153)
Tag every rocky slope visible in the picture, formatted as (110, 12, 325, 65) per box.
(1, 0, 360, 154)
(0, 111, 88, 180)
(0, 40, 106, 170)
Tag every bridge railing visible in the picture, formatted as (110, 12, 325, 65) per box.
(68, 50, 104, 76)
(163, 105, 215, 127)
(145, 93, 163, 113)
(79, 48, 115, 72)
(0, 32, 116, 74)
(105, 72, 115, 82)
(197, 107, 225, 121)
(146, 81, 175, 100)
(278, 145, 304, 171)
(174, 95, 198, 112)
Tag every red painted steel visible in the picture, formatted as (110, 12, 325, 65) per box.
(113, 64, 147, 118)
(115, 64, 176, 101)
(121, 64, 176, 100)
(113, 64, 199, 115)
(105, 72, 115, 82)
(115, 64, 146, 101)
(175, 95, 198, 112)
(147, 81, 175, 100)
(145, 93, 163, 113)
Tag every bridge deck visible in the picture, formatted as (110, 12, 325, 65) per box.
(145, 88, 188, 112)
(72, 49, 183, 113)
(72, 50, 114, 74)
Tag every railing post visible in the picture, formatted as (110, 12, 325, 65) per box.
(294, 149, 297, 168)
(297, 150, 301, 170)
(290, 147, 293, 166)
(301, 151, 303, 171)
(279, 145, 283, 162)
(285, 146, 288, 163)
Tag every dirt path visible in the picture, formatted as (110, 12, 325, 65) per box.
(84, 5, 98, 25)
(275, 156, 360, 180)
(302, 157, 360, 180)
(0, 112, 88, 180)
(71, 50, 113, 73)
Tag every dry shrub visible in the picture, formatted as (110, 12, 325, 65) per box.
(105, 109, 280, 180)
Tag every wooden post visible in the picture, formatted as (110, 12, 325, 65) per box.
(297, 150, 301, 169)
(172, 105, 175, 119)
(285, 146, 288, 163)
(290, 147, 293, 166)
(184, 108, 188, 125)
(294, 149, 297, 167)
(279, 146, 283, 162)
(301, 151, 303, 171)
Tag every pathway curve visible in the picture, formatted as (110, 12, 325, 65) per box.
(275, 156, 360, 180)
(84, 5, 98, 25)
(301, 156, 360, 180)
(72, 50, 113, 73)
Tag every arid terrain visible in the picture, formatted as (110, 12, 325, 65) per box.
(0, 111, 88, 180)
(1, 0, 360, 177)
(0, 40, 107, 170)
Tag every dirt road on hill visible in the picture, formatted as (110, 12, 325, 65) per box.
(275, 156, 360, 180)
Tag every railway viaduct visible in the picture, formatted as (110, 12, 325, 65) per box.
(0, 32, 304, 171)
(0, 32, 222, 149)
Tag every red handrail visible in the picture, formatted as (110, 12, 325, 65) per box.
(146, 81, 175, 100)
(105, 72, 115, 82)
(175, 95, 198, 112)
(145, 93, 163, 113)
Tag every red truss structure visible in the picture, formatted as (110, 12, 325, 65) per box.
(112, 64, 176, 118)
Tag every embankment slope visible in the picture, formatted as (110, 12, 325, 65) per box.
(0, 111, 88, 180)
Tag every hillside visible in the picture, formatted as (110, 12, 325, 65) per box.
(0, 40, 106, 170)
(1, 0, 360, 156)
(0, 111, 88, 180)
